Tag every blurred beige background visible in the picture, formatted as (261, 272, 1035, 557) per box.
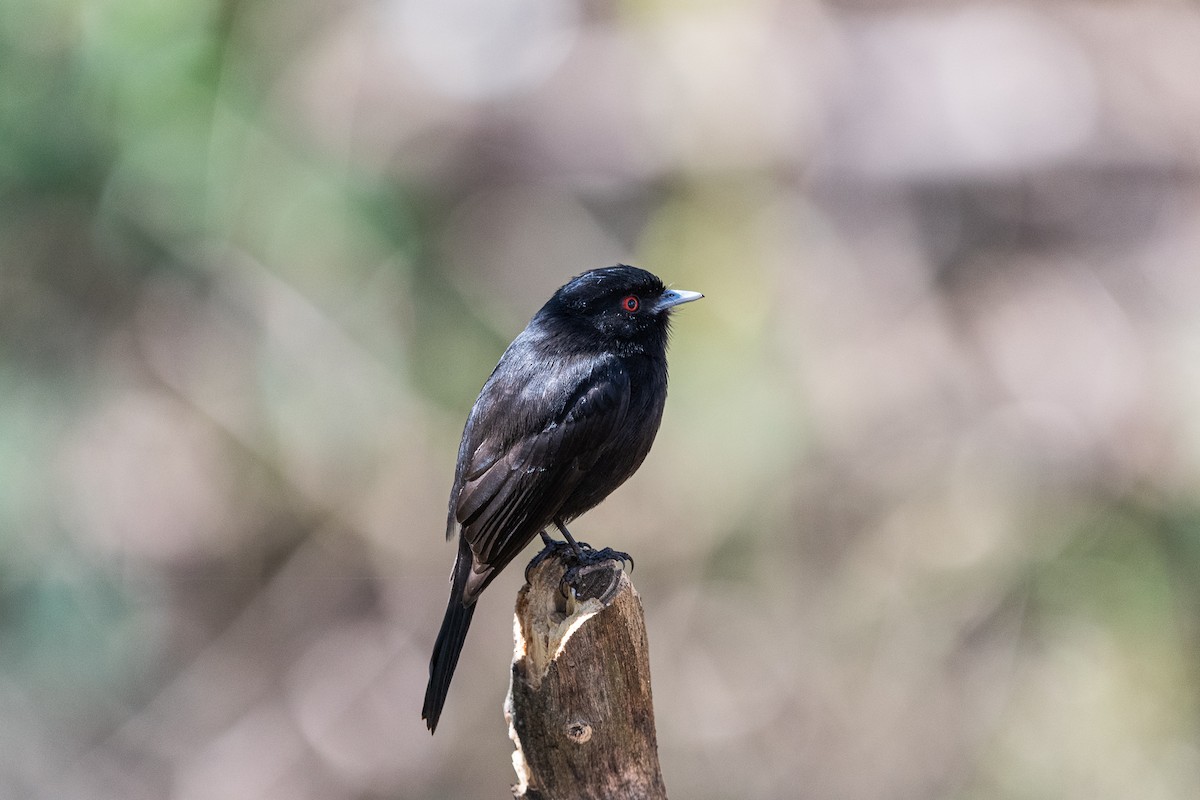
(4, 0, 1200, 798)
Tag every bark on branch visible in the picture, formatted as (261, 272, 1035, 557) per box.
(506, 551, 667, 800)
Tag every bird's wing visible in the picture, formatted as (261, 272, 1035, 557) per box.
(453, 359, 631, 578)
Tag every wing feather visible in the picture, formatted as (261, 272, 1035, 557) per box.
(452, 358, 631, 581)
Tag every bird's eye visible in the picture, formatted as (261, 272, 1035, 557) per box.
(621, 295, 640, 312)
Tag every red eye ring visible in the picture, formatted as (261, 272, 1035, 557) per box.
(622, 295, 640, 312)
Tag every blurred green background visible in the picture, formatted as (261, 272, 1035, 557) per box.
(5, 0, 1200, 797)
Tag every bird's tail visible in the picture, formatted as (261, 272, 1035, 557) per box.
(422, 538, 477, 733)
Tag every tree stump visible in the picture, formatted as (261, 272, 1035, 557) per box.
(506, 551, 667, 800)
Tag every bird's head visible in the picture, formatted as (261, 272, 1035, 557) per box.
(543, 265, 703, 354)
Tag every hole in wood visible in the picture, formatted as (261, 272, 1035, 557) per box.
(565, 719, 593, 744)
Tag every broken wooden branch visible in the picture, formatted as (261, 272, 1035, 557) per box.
(506, 551, 667, 800)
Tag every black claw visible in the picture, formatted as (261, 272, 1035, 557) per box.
(559, 545, 633, 587)
(586, 547, 633, 571)
(525, 536, 575, 582)
(524, 535, 634, 587)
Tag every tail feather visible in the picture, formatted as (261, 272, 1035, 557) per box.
(422, 539, 478, 733)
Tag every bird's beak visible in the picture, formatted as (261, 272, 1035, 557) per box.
(653, 289, 704, 313)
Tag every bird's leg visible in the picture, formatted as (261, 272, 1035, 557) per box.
(524, 519, 635, 584)
(525, 526, 577, 581)
(553, 518, 587, 559)
(555, 518, 635, 576)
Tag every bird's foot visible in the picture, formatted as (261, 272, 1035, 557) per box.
(560, 542, 633, 588)
(569, 542, 634, 570)
(525, 534, 576, 582)
(559, 543, 632, 602)
(524, 536, 634, 586)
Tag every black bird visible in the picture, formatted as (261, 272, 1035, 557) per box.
(422, 265, 702, 733)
